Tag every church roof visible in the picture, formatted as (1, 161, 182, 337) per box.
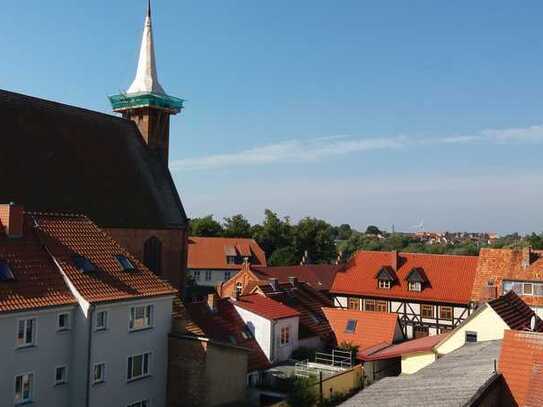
(0, 89, 187, 229)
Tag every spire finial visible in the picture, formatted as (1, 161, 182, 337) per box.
(147, 0, 151, 18)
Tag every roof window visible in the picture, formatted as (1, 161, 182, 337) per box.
(116, 255, 135, 272)
(0, 261, 15, 281)
(345, 319, 357, 333)
(73, 255, 97, 273)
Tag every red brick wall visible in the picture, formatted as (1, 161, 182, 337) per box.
(106, 227, 187, 292)
(0, 204, 24, 237)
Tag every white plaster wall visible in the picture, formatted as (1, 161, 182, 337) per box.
(273, 317, 299, 362)
(234, 306, 273, 361)
(0, 306, 75, 407)
(190, 268, 240, 287)
(532, 306, 543, 318)
(334, 296, 347, 308)
(401, 352, 436, 374)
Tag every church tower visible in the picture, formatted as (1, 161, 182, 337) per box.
(109, 0, 184, 165)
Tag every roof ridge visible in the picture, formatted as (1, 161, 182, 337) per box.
(354, 249, 478, 259)
(26, 211, 88, 219)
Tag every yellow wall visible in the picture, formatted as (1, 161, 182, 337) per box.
(434, 305, 509, 356)
(315, 364, 363, 400)
(401, 352, 436, 374)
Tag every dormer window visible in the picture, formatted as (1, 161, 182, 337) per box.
(406, 267, 429, 292)
(116, 255, 135, 272)
(378, 280, 391, 289)
(0, 260, 15, 281)
(227, 256, 238, 265)
(73, 255, 97, 273)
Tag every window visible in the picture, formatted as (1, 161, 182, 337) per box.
(193, 271, 201, 281)
(224, 271, 232, 281)
(57, 313, 70, 331)
(280, 327, 290, 345)
(95, 311, 108, 331)
(127, 353, 151, 381)
(116, 255, 135, 272)
(73, 255, 97, 273)
(364, 299, 376, 312)
(235, 282, 243, 297)
(348, 297, 361, 310)
(439, 306, 453, 321)
(503, 280, 543, 297)
(17, 319, 35, 347)
(94, 363, 106, 384)
(376, 300, 388, 312)
(378, 280, 391, 289)
(128, 401, 150, 407)
(345, 319, 357, 333)
(143, 236, 162, 275)
(414, 325, 429, 338)
(465, 331, 478, 343)
(130, 305, 153, 331)
(0, 260, 15, 281)
(421, 304, 434, 318)
(524, 283, 533, 295)
(227, 256, 237, 265)
(15, 373, 33, 404)
(408, 281, 422, 292)
(205, 270, 212, 281)
(55, 366, 67, 385)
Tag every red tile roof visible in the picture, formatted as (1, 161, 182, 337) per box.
(0, 216, 76, 313)
(33, 212, 177, 303)
(364, 334, 447, 361)
(234, 294, 300, 320)
(252, 264, 342, 292)
(499, 330, 543, 407)
(322, 307, 400, 359)
(473, 248, 543, 306)
(488, 291, 543, 331)
(172, 297, 271, 372)
(188, 237, 266, 270)
(331, 251, 478, 304)
(256, 281, 334, 341)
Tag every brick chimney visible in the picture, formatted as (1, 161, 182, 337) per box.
(0, 203, 24, 238)
(391, 250, 399, 271)
(269, 278, 279, 291)
(522, 247, 532, 269)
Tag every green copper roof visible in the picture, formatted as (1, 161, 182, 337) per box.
(109, 92, 184, 113)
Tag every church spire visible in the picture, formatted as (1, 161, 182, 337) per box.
(127, 0, 165, 95)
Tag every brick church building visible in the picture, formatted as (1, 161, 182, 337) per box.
(0, 1, 188, 290)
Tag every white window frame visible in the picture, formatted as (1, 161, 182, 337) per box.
(16, 318, 36, 348)
(129, 304, 153, 331)
(224, 271, 232, 280)
(193, 270, 201, 281)
(205, 270, 212, 281)
(279, 326, 290, 346)
(378, 280, 391, 289)
(95, 310, 108, 331)
(127, 401, 150, 407)
(57, 313, 71, 331)
(127, 352, 151, 382)
(14, 372, 34, 405)
(408, 281, 422, 292)
(55, 365, 68, 385)
(93, 362, 106, 384)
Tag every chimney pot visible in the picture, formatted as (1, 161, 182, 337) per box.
(269, 278, 279, 291)
(391, 250, 399, 271)
(288, 276, 298, 286)
(207, 293, 218, 313)
(0, 203, 24, 238)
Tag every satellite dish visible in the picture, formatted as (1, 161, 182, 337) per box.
(530, 315, 536, 331)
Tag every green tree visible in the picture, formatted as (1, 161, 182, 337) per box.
(287, 377, 318, 407)
(252, 209, 293, 256)
(334, 224, 354, 241)
(294, 217, 337, 264)
(222, 214, 252, 238)
(365, 225, 383, 235)
(269, 246, 299, 266)
(189, 215, 223, 237)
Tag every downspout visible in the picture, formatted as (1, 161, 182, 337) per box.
(270, 320, 276, 362)
(86, 305, 95, 407)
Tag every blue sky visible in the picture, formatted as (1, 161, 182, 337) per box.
(2, 1, 543, 233)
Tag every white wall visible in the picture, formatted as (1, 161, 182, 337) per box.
(273, 317, 299, 362)
(190, 268, 240, 287)
(0, 305, 76, 407)
(334, 296, 347, 308)
(234, 306, 273, 361)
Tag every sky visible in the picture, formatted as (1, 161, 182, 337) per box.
(2, 1, 543, 234)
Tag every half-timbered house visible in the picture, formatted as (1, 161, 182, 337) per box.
(330, 251, 479, 339)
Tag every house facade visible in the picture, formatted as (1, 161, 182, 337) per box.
(0, 206, 177, 407)
(331, 251, 479, 339)
(188, 237, 267, 287)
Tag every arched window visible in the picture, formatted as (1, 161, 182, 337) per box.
(144, 236, 162, 276)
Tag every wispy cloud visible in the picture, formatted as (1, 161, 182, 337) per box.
(171, 124, 543, 171)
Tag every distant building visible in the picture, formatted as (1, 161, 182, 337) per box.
(187, 237, 267, 287)
(472, 247, 543, 317)
(0, 206, 176, 407)
(331, 251, 478, 338)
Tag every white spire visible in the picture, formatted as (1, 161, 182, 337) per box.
(127, 0, 166, 95)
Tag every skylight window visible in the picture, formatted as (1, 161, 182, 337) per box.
(116, 255, 135, 272)
(0, 261, 15, 281)
(345, 319, 357, 333)
(73, 255, 97, 273)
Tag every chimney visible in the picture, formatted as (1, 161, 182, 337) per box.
(269, 278, 279, 291)
(0, 203, 24, 238)
(522, 247, 532, 269)
(288, 276, 298, 287)
(207, 293, 218, 313)
(391, 250, 399, 271)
